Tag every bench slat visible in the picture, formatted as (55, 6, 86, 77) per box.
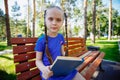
(83, 52, 105, 80)
(14, 52, 36, 63)
(67, 41, 84, 45)
(13, 45, 35, 54)
(17, 68, 40, 80)
(75, 50, 88, 57)
(31, 75, 42, 80)
(68, 50, 88, 57)
(68, 44, 84, 49)
(67, 37, 85, 41)
(78, 51, 100, 72)
(68, 47, 86, 56)
(11, 38, 38, 44)
(68, 45, 86, 51)
(16, 61, 36, 73)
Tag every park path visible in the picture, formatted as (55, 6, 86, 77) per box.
(92, 60, 120, 80)
(0, 49, 13, 55)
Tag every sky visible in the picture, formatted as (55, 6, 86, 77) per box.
(0, 0, 120, 17)
(102, 0, 120, 14)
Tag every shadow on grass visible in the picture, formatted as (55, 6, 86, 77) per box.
(0, 55, 13, 60)
(0, 45, 6, 51)
(0, 70, 16, 80)
(0, 45, 12, 51)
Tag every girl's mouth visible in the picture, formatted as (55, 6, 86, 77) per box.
(52, 27, 57, 30)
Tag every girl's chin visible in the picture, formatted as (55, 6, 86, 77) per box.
(50, 30, 58, 33)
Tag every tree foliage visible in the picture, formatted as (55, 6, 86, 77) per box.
(10, 1, 28, 37)
(1, 0, 120, 41)
(0, 9, 6, 41)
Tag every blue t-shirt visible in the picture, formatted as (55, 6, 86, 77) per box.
(35, 33, 77, 80)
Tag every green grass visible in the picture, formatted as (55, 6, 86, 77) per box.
(0, 54, 16, 80)
(0, 42, 12, 51)
(86, 40, 120, 62)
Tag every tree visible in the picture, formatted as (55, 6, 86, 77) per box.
(91, 0, 96, 43)
(33, 0, 36, 37)
(27, 0, 32, 37)
(61, 0, 65, 11)
(83, 0, 88, 41)
(0, 9, 5, 41)
(108, 0, 112, 40)
(115, 16, 120, 36)
(0, 9, 4, 17)
(11, 1, 21, 37)
(61, 0, 79, 37)
(73, 25, 81, 36)
(4, 0, 11, 46)
(35, 0, 45, 37)
(112, 10, 120, 37)
(95, 0, 105, 38)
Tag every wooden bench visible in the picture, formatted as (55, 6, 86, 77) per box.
(11, 37, 105, 80)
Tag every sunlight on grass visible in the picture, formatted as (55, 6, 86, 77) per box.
(0, 53, 16, 80)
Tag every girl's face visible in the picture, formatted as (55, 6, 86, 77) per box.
(45, 8, 64, 34)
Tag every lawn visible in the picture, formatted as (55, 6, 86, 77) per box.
(86, 39, 120, 62)
(0, 54, 16, 80)
(0, 41, 15, 80)
(0, 39, 120, 80)
(0, 42, 12, 51)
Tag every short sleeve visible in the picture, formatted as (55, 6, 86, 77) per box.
(59, 34, 65, 45)
(34, 36, 45, 52)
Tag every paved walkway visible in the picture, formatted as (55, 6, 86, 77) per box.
(92, 60, 120, 80)
(0, 50, 13, 55)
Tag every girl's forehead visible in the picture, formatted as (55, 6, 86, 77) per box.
(46, 8, 64, 18)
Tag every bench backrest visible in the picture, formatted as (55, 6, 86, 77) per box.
(11, 37, 87, 80)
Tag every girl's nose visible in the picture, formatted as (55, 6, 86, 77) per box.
(52, 20, 57, 25)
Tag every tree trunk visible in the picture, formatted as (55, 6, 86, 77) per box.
(4, 0, 11, 46)
(33, 0, 36, 37)
(61, 0, 68, 37)
(61, 0, 65, 11)
(91, 0, 96, 44)
(27, 0, 30, 37)
(108, 0, 112, 40)
(83, 0, 87, 41)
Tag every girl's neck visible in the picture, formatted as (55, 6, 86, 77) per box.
(47, 32, 58, 37)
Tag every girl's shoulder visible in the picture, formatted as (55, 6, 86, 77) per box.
(58, 33, 64, 37)
(37, 35, 45, 42)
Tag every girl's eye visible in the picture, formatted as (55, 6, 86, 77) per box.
(48, 17, 53, 21)
(56, 18, 62, 22)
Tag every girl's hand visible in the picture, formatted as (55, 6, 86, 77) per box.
(41, 66, 53, 79)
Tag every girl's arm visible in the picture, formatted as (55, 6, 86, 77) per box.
(35, 51, 53, 79)
(61, 45, 65, 56)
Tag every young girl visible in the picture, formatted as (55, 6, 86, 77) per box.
(35, 6, 85, 80)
